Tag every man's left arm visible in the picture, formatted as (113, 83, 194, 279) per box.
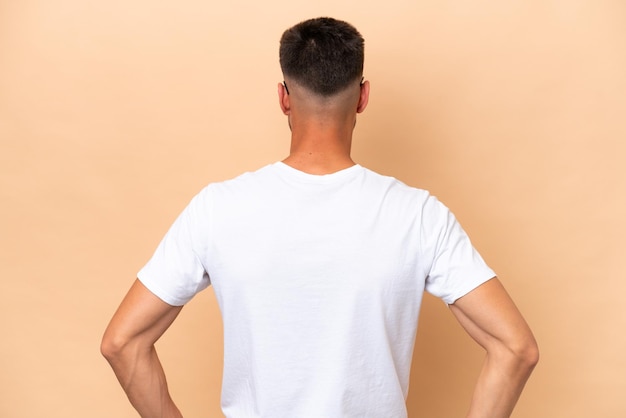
(449, 277, 539, 418)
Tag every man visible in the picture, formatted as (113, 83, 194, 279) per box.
(101, 17, 538, 418)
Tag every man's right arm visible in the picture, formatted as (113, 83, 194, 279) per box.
(101, 279, 184, 418)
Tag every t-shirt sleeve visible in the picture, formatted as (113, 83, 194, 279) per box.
(421, 195, 495, 305)
(137, 187, 212, 306)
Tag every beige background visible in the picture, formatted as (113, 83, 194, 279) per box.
(1, 1, 625, 417)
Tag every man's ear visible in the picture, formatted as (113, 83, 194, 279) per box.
(356, 80, 370, 114)
(278, 82, 290, 115)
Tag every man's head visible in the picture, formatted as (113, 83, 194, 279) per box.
(279, 17, 364, 97)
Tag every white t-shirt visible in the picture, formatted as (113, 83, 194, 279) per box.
(138, 162, 495, 418)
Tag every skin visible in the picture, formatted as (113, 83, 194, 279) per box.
(450, 279, 539, 417)
(101, 280, 183, 418)
(278, 77, 369, 174)
(101, 77, 538, 418)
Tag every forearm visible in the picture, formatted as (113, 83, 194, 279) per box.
(465, 348, 537, 418)
(104, 343, 182, 418)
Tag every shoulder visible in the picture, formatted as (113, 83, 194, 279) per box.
(188, 163, 287, 214)
(360, 166, 434, 204)
(209, 163, 278, 191)
(187, 164, 274, 201)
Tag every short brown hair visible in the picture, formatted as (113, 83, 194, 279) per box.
(279, 17, 364, 96)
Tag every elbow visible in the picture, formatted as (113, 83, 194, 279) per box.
(100, 333, 119, 362)
(510, 336, 540, 373)
(522, 338, 540, 370)
(489, 334, 539, 375)
(100, 329, 130, 363)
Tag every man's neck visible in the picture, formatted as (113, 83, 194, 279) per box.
(282, 152, 355, 175)
(283, 125, 355, 175)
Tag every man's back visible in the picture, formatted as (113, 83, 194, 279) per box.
(101, 18, 537, 418)
(138, 162, 494, 417)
